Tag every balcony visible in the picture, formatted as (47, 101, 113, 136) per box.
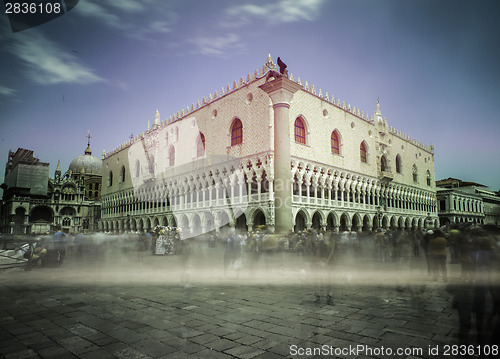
(378, 170, 394, 182)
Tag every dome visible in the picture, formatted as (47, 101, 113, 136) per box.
(69, 145, 102, 176)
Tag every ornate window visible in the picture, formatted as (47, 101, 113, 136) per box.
(168, 146, 175, 167)
(294, 117, 306, 144)
(331, 130, 340, 154)
(395, 154, 402, 173)
(381, 155, 387, 171)
(197, 132, 205, 157)
(426, 170, 431, 186)
(412, 165, 418, 183)
(360, 142, 367, 163)
(230, 118, 243, 146)
(108, 171, 113, 186)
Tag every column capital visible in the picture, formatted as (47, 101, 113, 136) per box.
(259, 77, 303, 106)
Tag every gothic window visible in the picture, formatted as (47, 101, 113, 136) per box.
(135, 160, 140, 178)
(168, 146, 175, 167)
(412, 165, 418, 183)
(120, 165, 126, 183)
(360, 141, 367, 163)
(197, 132, 205, 157)
(62, 217, 71, 226)
(294, 117, 306, 144)
(95, 183, 99, 191)
(331, 130, 340, 154)
(381, 155, 387, 172)
(108, 171, 113, 186)
(230, 118, 243, 146)
(396, 154, 402, 173)
(426, 170, 431, 186)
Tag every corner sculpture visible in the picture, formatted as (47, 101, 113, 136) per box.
(265, 56, 288, 82)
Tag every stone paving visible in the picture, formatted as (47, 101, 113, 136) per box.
(0, 245, 495, 359)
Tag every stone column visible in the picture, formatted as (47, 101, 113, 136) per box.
(259, 77, 302, 234)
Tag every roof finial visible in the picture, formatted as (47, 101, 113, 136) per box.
(85, 131, 92, 155)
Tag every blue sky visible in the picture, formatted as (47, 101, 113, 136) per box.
(1, 0, 499, 190)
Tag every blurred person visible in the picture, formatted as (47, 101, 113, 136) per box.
(448, 225, 461, 264)
(448, 276, 473, 345)
(224, 232, 241, 277)
(421, 230, 433, 278)
(471, 231, 495, 345)
(375, 229, 387, 263)
(427, 229, 448, 282)
(312, 231, 337, 305)
(52, 227, 67, 264)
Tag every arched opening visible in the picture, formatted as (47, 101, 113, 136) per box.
(253, 210, 266, 228)
(294, 210, 306, 232)
(192, 214, 202, 236)
(311, 211, 321, 230)
(362, 215, 370, 232)
(339, 213, 349, 232)
(326, 213, 336, 232)
(13, 207, 26, 235)
(235, 213, 248, 232)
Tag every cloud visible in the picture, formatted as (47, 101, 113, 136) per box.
(189, 33, 243, 57)
(75, 1, 176, 37)
(226, 0, 325, 23)
(0, 85, 17, 96)
(9, 31, 105, 85)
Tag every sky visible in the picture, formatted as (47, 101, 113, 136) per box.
(1, 0, 499, 191)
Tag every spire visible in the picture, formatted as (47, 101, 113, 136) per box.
(153, 109, 160, 129)
(85, 131, 92, 155)
(56, 160, 61, 173)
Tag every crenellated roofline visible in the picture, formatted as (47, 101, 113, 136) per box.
(103, 54, 433, 159)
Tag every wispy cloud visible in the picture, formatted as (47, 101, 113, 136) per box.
(75, 1, 177, 37)
(9, 31, 105, 85)
(189, 33, 243, 57)
(226, 0, 325, 23)
(0, 85, 17, 96)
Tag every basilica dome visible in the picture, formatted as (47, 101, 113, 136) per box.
(69, 144, 102, 176)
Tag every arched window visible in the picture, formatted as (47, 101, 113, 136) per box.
(395, 154, 402, 173)
(120, 165, 126, 182)
(331, 130, 340, 154)
(168, 146, 175, 167)
(412, 165, 418, 183)
(197, 132, 205, 157)
(108, 171, 113, 186)
(360, 142, 367, 163)
(294, 117, 306, 144)
(135, 160, 141, 178)
(426, 170, 431, 186)
(230, 118, 243, 146)
(381, 155, 387, 171)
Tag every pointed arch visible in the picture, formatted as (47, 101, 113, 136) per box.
(395, 154, 402, 173)
(168, 146, 175, 167)
(380, 155, 387, 172)
(331, 129, 341, 155)
(360, 141, 368, 163)
(412, 164, 418, 183)
(294, 116, 306, 144)
(230, 118, 243, 146)
(197, 132, 205, 157)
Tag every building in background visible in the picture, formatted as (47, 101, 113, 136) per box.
(436, 177, 500, 226)
(0, 136, 102, 234)
(100, 55, 438, 236)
